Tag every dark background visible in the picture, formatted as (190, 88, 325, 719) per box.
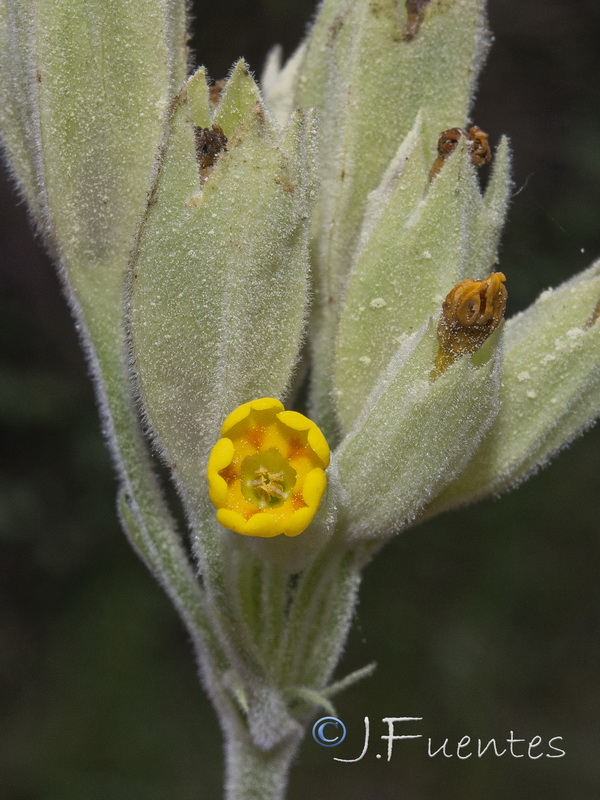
(2, 1, 600, 798)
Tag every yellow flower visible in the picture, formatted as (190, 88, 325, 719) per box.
(206, 398, 330, 538)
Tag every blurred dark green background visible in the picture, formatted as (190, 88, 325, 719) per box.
(1, 1, 600, 798)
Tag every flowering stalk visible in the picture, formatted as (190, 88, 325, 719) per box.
(2, 1, 600, 798)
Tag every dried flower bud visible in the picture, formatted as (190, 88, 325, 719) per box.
(435, 272, 507, 373)
(429, 125, 492, 179)
(194, 124, 228, 180)
(465, 125, 492, 167)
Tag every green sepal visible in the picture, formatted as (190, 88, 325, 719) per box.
(323, 662, 377, 699)
(284, 687, 337, 716)
(472, 136, 512, 272)
(213, 59, 263, 138)
(187, 66, 211, 128)
(335, 320, 502, 540)
(0, 0, 213, 659)
(261, 43, 308, 127)
(0, 2, 43, 221)
(127, 76, 315, 507)
(290, 0, 350, 114)
(307, 0, 488, 285)
(299, 0, 490, 430)
(335, 134, 503, 432)
(432, 260, 600, 509)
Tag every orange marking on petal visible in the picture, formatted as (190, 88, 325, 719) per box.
(219, 464, 238, 486)
(291, 493, 307, 510)
(242, 426, 266, 451)
(287, 436, 309, 461)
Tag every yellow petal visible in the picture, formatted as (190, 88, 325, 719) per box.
(221, 396, 284, 436)
(302, 468, 327, 509)
(206, 438, 234, 507)
(216, 508, 247, 534)
(283, 507, 315, 537)
(277, 410, 330, 467)
(245, 512, 283, 538)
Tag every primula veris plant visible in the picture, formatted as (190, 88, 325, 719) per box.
(2, 0, 600, 797)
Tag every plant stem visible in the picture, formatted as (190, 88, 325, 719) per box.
(224, 729, 301, 800)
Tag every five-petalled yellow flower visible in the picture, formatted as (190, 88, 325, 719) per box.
(207, 398, 330, 537)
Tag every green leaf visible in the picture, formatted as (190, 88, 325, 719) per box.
(0, 0, 211, 651)
(472, 136, 512, 273)
(31, 0, 179, 278)
(290, 0, 351, 115)
(432, 260, 600, 509)
(127, 78, 315, 506)
(164, 0, 189, 91)
(335, 321, 502, 539)
(323, 662, 376, 698)
(0, 2, 43, 220)
(284, 687, 336, 716)
(301, 0, 489, 266)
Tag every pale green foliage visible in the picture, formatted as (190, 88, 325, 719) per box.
(28, 0, 183, 279)
(432, 261, 600, 510)
(0, 2, 42, 218)
(335, 125, 510, 431)
(214, 60, 263, 135)
(295, 0, 488, 287)
(0, 0, 208, 656)
(261, 43, 308, 126)
(269, 0, 489, 431)
(336, 322, 502, 538)
(471, 136, 512, 274)
(187, 66, 212, 127)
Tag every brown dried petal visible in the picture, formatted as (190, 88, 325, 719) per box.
(429, 125, 491, 179)
(435, 272, 507, 373)
(194, 124, 228, 179)
(465, 125, 492, 167)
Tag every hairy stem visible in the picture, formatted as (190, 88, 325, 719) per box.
(224, 729, 302, 800)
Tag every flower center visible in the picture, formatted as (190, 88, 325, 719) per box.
(251, 467, 285, 501)
(240, 448, 297, 508)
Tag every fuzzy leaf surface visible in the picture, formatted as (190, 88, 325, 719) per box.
(335, 322, 502, 539)
(261, 43, 308, 127)
(0, 1, 42, 218)
(432, 261, 600, 509)
(335, 133, 510, 431)
(214, 59, 263, 137)
(128, 74, 314, 505)
(294, 0, 489, 430)
(0, 0, 216, 661)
